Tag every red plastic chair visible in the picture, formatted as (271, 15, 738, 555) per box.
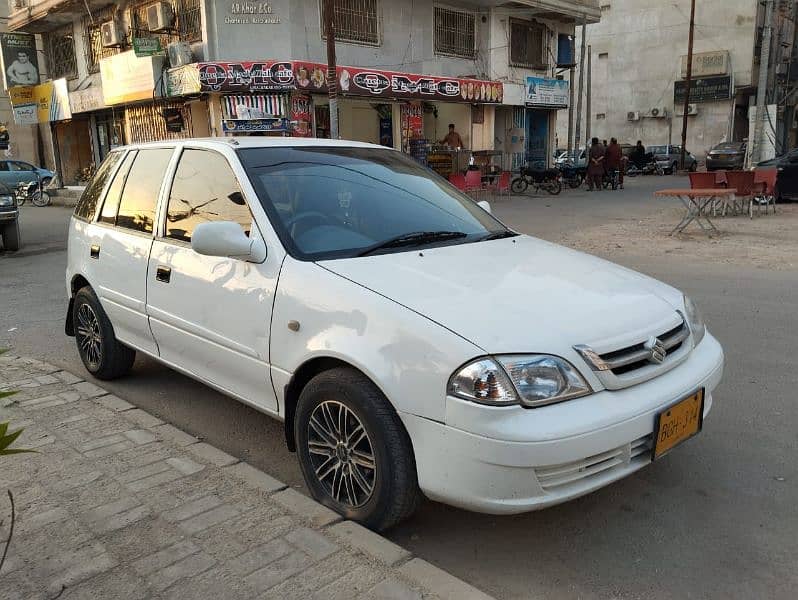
(486, 171, 511, 198)
(752, 168, 778, 216)
(448, 173, 467, 192)
(688, 172, 719, 189)
(720, 170, 755, 216)
(463, 169, 485, 198)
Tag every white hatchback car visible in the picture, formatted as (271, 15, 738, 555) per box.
(66, 138, 724, 530)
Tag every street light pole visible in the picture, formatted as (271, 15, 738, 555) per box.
(679, 0, 696, 171)
(323, 0, 339, 139)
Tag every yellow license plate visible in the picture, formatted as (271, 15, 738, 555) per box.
(653, 389, 704, 459)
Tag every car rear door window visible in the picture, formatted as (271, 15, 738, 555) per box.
(116, 148, 174, 234)
(165, 149, 251, 243)
(99, 151, 136, 225)
(74, 151, 123, 222)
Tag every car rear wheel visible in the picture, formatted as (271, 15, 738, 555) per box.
(295, 367, 421, 531)
(73, 286, 135, 379)
(1, 220, 20, 251)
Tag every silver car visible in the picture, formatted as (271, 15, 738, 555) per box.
(649, 145, 697, 173)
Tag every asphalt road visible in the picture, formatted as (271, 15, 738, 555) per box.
(1, 179, 795, 600)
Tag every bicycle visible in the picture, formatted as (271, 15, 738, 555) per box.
(15, 177, 50, 207)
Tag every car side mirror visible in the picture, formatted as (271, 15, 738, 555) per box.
(477, 200, 492, 213)
(191, 221, 267, 263)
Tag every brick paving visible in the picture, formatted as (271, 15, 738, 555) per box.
(0, 353, 493, 600)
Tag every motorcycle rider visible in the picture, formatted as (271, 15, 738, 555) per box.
(605, 137, 624, 189)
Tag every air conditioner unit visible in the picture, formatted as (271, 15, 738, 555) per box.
(167, 41, 193, 67)
(687, 103, 698, 116)
(649, 107, 667, 118)
(101, 20, 125, 48)
(146, 1, 175, 32)
(627, 111, 640, 121)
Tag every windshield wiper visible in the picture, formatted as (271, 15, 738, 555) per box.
(358, 231, 468, 256)
(479, 230, 519, 241)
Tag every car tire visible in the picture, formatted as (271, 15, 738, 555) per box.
(295, 367, 421, 532)
(1, 220, 20, 251)
(41, 177, 52, 188)
(73, 286, 136, 380)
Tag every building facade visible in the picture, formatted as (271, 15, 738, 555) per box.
(556, 0, 798, 161)
(7, 0, 599, 183)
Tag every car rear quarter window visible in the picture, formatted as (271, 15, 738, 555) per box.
(99, 151, 137, 225)
(74, 151, 124, 222)
(116, 148, 174, 234)
(165, 149, 251, 243)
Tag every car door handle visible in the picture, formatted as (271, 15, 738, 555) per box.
(155, 266, 171, 283)
(90, 244, 100, 259)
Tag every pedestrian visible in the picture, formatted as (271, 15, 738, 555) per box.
(587, 137, 605, 191)
(631, 140, 646, 169)
(605, 137, 624, 189)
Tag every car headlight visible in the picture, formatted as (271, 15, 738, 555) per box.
(684, 295, 706, 347)
(448, 355, 592, 408)
(0, 195, 13, 207)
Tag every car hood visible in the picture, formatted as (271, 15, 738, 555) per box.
(320, 236, 684, 354)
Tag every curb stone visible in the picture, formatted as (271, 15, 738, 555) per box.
(1, 357, 498, 600)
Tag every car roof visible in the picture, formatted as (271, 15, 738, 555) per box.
(116, 137, 390, 152)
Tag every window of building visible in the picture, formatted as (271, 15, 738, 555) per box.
(116, 148, 174, 234)
(82, 6, 120, 74)
(46, 24, 78, 80)
(599, 52, 609, 59)
(165, 150, 251, 243)
(596, 113, 606, 120)
(130, 0, 203, 48)
(510, 18, 546, 69)
(320, 0, 381, 46)
(74, 151, 124, 222)
(434, 6, 476, 59)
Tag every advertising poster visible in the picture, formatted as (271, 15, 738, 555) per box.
(8, 78, 71, 124)
(525, 77, 569, 108)
(0, 32, 40, 89)
(290, 94, 313, 137)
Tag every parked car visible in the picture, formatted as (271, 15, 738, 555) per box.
(0, 160, 54, 189)
(555, 147, 587, 169)
(0, 181, 20, 251)
(649, 144, 697, 173)
(706, 142, 747, 171)
(65, 139, 724, 530)
(758, 148, 798, 201)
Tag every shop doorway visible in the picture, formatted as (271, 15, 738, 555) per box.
(526, 110, 548, 168)
(53, 117, 93, 185)
(95, 111, 126, 162)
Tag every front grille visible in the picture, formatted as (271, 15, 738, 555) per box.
(536, 434, 653, 492)
(598, 320, 689, 376)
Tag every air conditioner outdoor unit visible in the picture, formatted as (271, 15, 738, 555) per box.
(687, 103, 698, 116)
(167, 41, 193, 67)
(649, 107, 667, 118)
(146, 1, 175, 32)
(627, 111, 640, 121)
(101, 20, 125, 47)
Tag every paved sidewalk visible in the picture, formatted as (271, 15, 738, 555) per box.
(0, 354, 493, 600)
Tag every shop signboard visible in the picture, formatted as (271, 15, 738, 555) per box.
(100, 51, 165, 105)
(133, 37, 163, 57)
(0, 32, 40, 89)
(167, 60, 504, 103)
(680, 51, 729, 78)
(69, 87, 106, 114)
(8, 78, 72, 124)
(525, 77, 569, 108)
(222, 117, 288, 132)
(290, 94, 312, 137)
(674, 75, 731, 104)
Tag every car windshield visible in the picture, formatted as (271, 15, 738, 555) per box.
(715, 143, 742, 150)
(649, 145, 667, 155)
(239, 146, 510, 260)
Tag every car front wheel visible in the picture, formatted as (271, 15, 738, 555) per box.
(73, 286, 136, 379)
(1, 221, 20, 251)
(295, 367, 421, 531)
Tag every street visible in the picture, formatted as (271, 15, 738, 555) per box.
(1, 175, 796, 599)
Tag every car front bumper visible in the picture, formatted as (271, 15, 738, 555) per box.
(0, 208, 17, 222)
(400, 333, 724, 515)
(706, 157, 744, 170)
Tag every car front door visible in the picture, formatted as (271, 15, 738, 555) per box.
(88, 147, 175, 355)
(146, 147, 282, 412)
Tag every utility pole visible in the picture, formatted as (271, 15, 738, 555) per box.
(679, 0, 696, 171)
(586, 45, 592, 143)
(323, 0, 339, 139)
(752, 0, 775, 165)
(574, 15, 587, 161)
(567, 64, 575, 159)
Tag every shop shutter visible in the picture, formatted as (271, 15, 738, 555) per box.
(126, 102, 194, 144)
(222, 95, 286, 119)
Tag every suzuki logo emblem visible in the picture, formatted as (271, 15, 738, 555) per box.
(644, 337, 667, 364)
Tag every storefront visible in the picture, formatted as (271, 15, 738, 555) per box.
(524, 77, 569, 168)
(166, 60, 503, 175)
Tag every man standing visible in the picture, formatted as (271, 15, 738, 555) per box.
(630, 140, 646, 169)
(605, 137, 624, 189)
(440, 124, 464, 148)
(587, 137, 605, 191)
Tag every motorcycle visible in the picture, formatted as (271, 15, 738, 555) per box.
(511, 165, 563, 195)
(626, 153, 664, 177)
(558, 161, 585, 189)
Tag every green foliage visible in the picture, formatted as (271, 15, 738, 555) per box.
(0, 422, 35, 456)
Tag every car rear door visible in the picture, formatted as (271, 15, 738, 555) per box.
(145, 146, 282, 412)
(88, 146, 175, 355)
(10, 161, 38, 185)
